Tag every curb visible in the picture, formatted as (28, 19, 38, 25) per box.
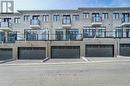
(0, 60, 130, 66)
(0, 59, 15, 64)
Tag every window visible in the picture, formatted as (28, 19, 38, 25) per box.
(66, 29, 80, 40)
(42, 15, 49, 22)
(0, 18, 2, 22)
(24, 15, 30, 21)
(102, 13, 109, 19)
(83, 27, 106, 38)
(115, 29, 123, 37)
(14, 18, 20, 23)
(63, 15, 71, 24)
(83, 27, 96, 38)
(96, 29, 106, 37)
(3, 18, 11, 22)
(106, 30, 115, 38)
(113, 13, 120, 19)
(73, 15, 80, 21)
(92, 13, 101, 22)
(0, 32, 5, 42)
(25, 29, 49, 41)
(55, 29, 64, 40)
(7, 32, 17, 43)
(122, 13, 130, 23)
(83, 13, 89, 19)
(32, 15, 40, 20)
(125, 29, 130, 38)
(53, 15, 60, 22)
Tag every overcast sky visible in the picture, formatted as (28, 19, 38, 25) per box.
(14, 0, 130, 10)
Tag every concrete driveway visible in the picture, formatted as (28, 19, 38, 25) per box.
(0, 60, 130, 86)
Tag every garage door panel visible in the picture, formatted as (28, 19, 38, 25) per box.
(51, 46, 80, 58)
(120, 44, 130, 56)
(18, 47, 46, 59)
(86, 45, 114, 57)
(0, 49, 12, 60)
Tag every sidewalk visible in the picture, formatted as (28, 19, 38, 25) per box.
(82, 57, 130, 63)
(0, 57, 130, 65)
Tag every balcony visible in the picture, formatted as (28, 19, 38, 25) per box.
(121, 18, 130, 27)
(62, 20, 72, 29)
(30, 19, 41, 29)
(0, 32, 17, 44)
(92, 17, 102, 26)
(0, 22, 12, 32)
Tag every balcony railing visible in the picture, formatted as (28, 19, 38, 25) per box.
(62, 19, 71, 25)
(23, 34, 82, 41)
(92, 17, 102, 22)
(30, 19, 40, 25)
(122, 18, 130, 23)
(0, 32, 17, 44)
(1, 29, 130, 44)
(0, 22, 12, 28)
(83, 30, 130, 38)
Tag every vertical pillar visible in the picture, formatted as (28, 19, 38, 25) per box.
(5, 32, 8, 43)
(80, 43, 86, 58)
(117, 38, 120, 57)
(13, 46, 18, 60)
(114, 38, 120, 57)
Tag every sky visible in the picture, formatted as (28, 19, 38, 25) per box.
(14, 0, 130, 10)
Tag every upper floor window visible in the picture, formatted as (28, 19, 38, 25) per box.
(122, 13, 130, 23)
(24, 15, 30, 21)
(73, 15, 80, 21)
(14, 18, 20, 23)
(83, 13, 89, 19)
(53, 15, 60, 22)
(42, 15, 49, 22)
(92, 13, 102, 22)
(102, 13, 109, 19)
(63, 15, 71, 24)
(113, 13, 120, 20)
(32, 15, 40, 20)
(3, 18, 11, 22)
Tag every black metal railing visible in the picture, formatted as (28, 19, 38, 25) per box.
(83, 30, 130, 38)
(23, 34, 83, 41)
(1, 30, 130, 44)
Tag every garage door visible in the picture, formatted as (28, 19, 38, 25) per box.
(0, 48, 12, 60)
(86, 45, 114, 57)
(51, 46, 80, 58)
(120, 44, 130, 56)
(18, 47, 46, 59)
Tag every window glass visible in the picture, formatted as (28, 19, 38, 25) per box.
(42, 15, 49, 22)
(14, 18, 20, 23)
(113, 13, 120, 19)
(73, 15, 80, 21)
(53, 15, 60, 22)
(83, 13, 89, 19)
(63, 15, 71, 24)
(24, 15, 30, 21)
(102, 13, 109, 19)
(115, 28, 123, 37)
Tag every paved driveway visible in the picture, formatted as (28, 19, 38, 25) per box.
(0, 61, 130, 86)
